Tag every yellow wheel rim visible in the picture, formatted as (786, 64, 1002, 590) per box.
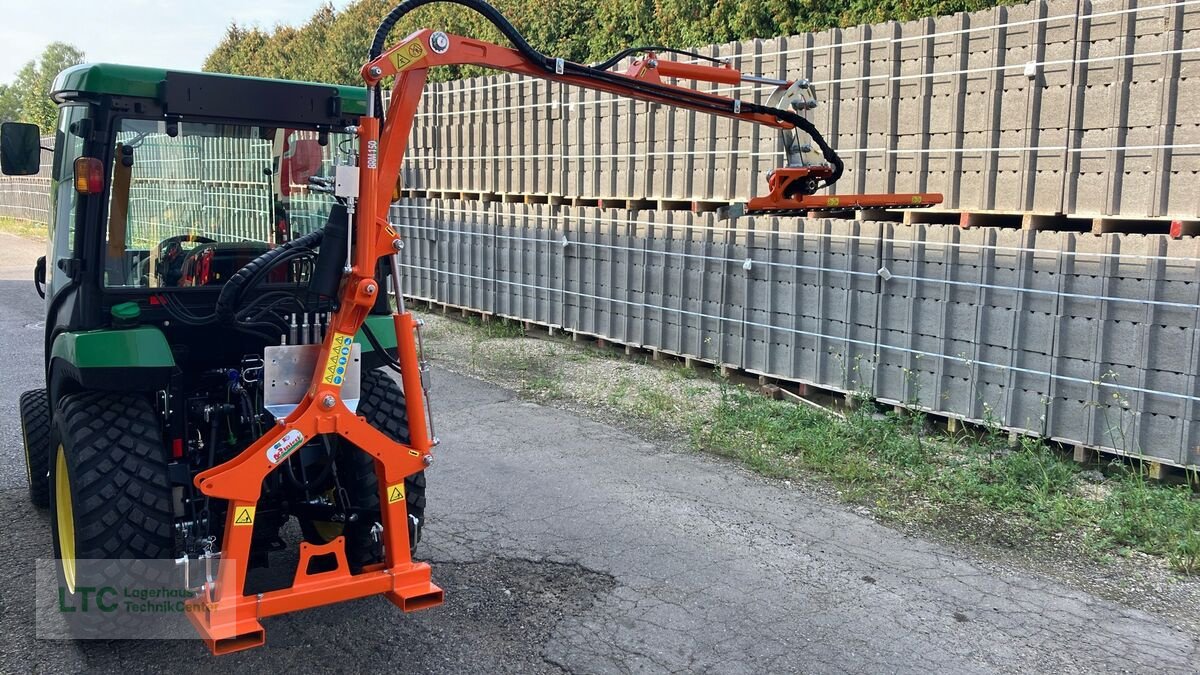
(55, 445, 76, 594)
(20, 419, 31, 484)
(313, 520, 344, 542)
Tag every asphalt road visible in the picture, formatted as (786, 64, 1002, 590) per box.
(0, 232, 1198, 673)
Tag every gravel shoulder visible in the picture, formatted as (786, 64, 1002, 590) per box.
(414, 309, 1200, 638)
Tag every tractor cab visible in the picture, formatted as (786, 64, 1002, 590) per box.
(1, 65, 394, 366)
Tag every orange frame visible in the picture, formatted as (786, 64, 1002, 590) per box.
(186, 27, 943, 654)
(185, 77, 441, 654)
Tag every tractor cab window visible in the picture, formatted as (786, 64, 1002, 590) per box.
(104, 119, 352, 288)
(48, 106, 89, 289)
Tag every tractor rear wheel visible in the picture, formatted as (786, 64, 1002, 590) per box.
(20, 388, 51, 508)
(300, 368, 426, 568)
(49, 392, 174, 600)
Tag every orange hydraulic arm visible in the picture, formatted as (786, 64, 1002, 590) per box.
(359, 28, 940, 217)
(185, 0, 938, 654)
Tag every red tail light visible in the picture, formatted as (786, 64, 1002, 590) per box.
(73, 157, 104, 194)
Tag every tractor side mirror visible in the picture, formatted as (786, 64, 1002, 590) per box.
(0, 122, 42, 176)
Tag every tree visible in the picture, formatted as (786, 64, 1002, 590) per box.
(0, 42, 85, 132)
(200, 0, 1014, 85)
(0, 84, 19, 123)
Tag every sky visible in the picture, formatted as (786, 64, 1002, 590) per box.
(0, 0, 354, 83)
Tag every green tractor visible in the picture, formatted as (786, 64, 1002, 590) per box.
(2, 64, 426, 608)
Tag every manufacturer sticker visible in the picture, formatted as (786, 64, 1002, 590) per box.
(387, 483, 406, 504)
(826, 197, 840, 207)
(233, 506, 256, 526)
(390, 41, 428, 72)
(322, 333, 354, 387)
(265, 429, 306, 465)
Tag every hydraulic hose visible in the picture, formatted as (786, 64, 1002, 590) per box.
(370, 0, 843, 188)
(215, 228, 324, 324)
(370, 0, 548, 66)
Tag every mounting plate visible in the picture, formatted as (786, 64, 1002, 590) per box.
(263, 344, 362, 418)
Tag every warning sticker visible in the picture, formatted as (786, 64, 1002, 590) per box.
(387, 483, 406, 504)
(322, 333, 354, 387)
(265, 429, 306, 465)
(389, 41, 428, 72)
(233, 506, 256, 526)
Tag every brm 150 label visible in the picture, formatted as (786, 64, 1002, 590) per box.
(323, 333, 354, 387)
(265, 429, 306, 465)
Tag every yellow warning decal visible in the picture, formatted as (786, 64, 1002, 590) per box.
(826, 197, 841, 207)
(387, 483, 406, 504)
(910, 195, 922, 204)
(390, 41, 428, 72)
(322, 332, 354, 387)
(233, 506, 256, 526)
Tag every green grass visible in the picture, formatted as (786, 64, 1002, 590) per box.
(440, 312, 1200, 575)
(0, 216, 46, 241)
(464, 316, 526, 339)
(694, 387, 1200, 574)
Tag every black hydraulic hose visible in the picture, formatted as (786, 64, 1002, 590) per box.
(370, 0, 844, 188)
(369, 0, 555, 118)
(750, 104, 845, 185)
(360, 321, 404, 374)
(215, 229, 324, 324)
(370, 0, 548, 66)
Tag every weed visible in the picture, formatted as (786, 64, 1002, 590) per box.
(524, 375, 563, 399)
(0, 216, 46, 241)
(439, 309, 1200, 575)
(470, 317, 526, 339)
(695, 382, 1200, 574)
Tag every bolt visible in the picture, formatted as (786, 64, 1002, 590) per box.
(368, 66, 383, 77)
(321, 394, 336, 409)
(344, 126, 358, 134)
(431, 436, 440, 447)
(430, 31, 450, 54)
(365, 284, 376, 295)
(416, 319, 426, 327)
(647, 59, 658, 68)
(392, 239, 403, 251)
(422, 454, 433, 466)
